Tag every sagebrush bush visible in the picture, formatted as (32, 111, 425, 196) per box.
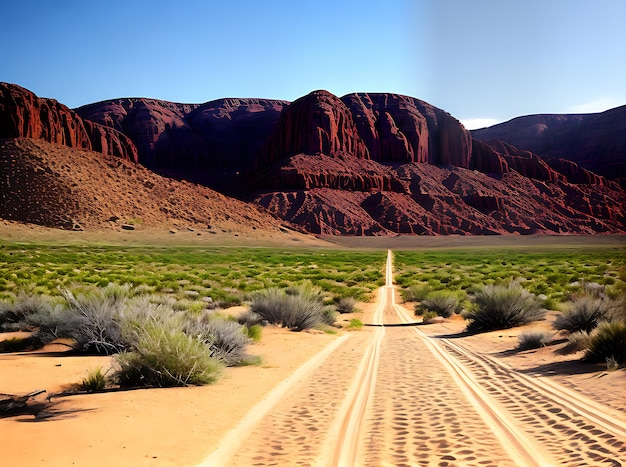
(465, 281, 545, 333)
(566, 330, 592, 352)
(518, 331, 552, 350)
(336, 297, 357, 314)
(415, 292, 462, 318)
(0, 292, 55, 331)
(321, 306, 337, 326)
(57, 289, 129, 355)
(114, 320, 222, 387)
(585, 321, 626, 364)
(186, 314, 253, 367)
(553, 296, 619, 334)
(237, 310, 264, 327)
(402, 284, 432, 302)
(250, 286, 329, 331)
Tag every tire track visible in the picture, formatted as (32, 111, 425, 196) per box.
(390, 255, 626, 465)
(438, 338, 626, 466)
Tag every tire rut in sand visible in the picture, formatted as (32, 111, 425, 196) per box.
(225, 332, 372, 467)
(439, 339, 626, 466)
(361, 326, 516, 467)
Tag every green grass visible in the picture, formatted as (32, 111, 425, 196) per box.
(0, 244, 386, 302)
(394, 248, 625, 309)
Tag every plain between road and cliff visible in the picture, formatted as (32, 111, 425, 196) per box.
(200, 250, 626, 467)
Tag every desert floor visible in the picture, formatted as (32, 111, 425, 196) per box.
(1, 227, 625, 466)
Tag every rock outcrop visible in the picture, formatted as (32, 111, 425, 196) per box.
(0, 83, 137, 163)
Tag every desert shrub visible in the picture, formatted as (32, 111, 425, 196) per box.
(348, 318, 363, 330)
(286, 280, 324, 302)
(321, 306, 337, 326)
(78, 367, 108, 392)
(100, 282, 143, 302)
(335, 297, 357, 314)
(250, 286, 327, 331)
(606, 356, 620, 371)
(185, 314, 253, 367)
(465, 281, 545, 333)
(402, 284, 432, 302)
(236, 310, 264, 327)
(566, 330, 592, 352)
(56, 289, 129, 355)
(553, 296, 619, 334)
(415, 292, 462, 318)
(585, 321, 626, 365)
(244, 323, 263, 342)
(581, 281, 606, 299)
(518, 331, 552, 350)
(0, 293, 55, 331)
(114, 320, 222, 387)
(421, 311, 439, 323)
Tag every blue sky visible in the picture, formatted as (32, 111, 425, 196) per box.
(2, 0, 625, 129)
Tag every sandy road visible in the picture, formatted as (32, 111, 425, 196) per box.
(201, 250, 626, 466)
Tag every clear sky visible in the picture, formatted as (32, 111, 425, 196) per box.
(2, 0, 625, 129)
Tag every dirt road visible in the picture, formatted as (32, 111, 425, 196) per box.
(200, 250, 626, 466)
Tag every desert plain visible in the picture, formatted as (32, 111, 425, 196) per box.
(1, 225, 625, 466)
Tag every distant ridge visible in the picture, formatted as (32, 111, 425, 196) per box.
(1, 82, 624, 235)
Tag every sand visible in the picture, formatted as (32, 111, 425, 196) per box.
(2, 230, 625, 466)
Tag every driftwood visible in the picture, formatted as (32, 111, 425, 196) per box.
(0, 390, 48, 417)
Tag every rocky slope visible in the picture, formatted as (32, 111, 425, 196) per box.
(0, 137, 303, 242)
(471, 107, 626, 182)
(1, 82, 624, 236)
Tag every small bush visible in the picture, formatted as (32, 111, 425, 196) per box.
(114, 321, 222, 387)
(186, 314, 253, 367)
(237, 310, 264, 327)
(465, 281, 545, 333)
(250, 287, 327, 331)
(402, 284, 432, 302)
(553, 296, 618, 334)
(421, 311, 439, 323)
(566, 330, 592, 352)
(415, 292, 462, 318)
(57, 289, 129, 355)
(244, 323, 263, 342)
(348, 318, 363, 330)
(321, 306, 337, 326)
(585, 321, 626, 364)
(336, 297, 357, 314)
(606, 356, 619, 371)
(78, 367, 108, 392)
(518, 331, 552, 350)
(0, 293, 55, 331)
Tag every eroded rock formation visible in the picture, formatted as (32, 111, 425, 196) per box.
(2, 83, 624, 236)
(0, 83, 137, 162)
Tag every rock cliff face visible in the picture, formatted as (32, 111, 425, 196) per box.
(0, 83, 137, 163)
(77, 96, 288, 177)
(472, 107, 626, 182)
(2, 83, 624, 236)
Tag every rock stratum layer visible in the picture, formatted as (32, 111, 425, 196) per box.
(1, 82, 624, 235)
